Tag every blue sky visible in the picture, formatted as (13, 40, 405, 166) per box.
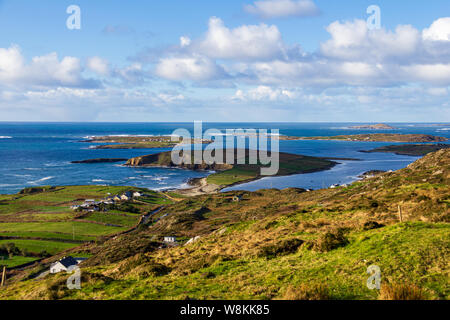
(0, 0, 449, 122)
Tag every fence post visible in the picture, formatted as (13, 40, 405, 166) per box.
(398, 205, 403, 223)
(1, 266, 6, 287)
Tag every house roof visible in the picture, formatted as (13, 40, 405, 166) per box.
(57, 256, 79, 268)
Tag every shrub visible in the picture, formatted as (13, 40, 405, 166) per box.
(379, 283, 428, 300)
(0, 243, 20, 256)
(258, 239, 304, 258)
(363, 221, 384, 231)
(314, 229, 349, 252)
(283, 284, 331, 300)
(117, 254, 171, 278)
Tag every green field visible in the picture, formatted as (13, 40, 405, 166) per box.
(0, 256, 39, 268)
(0, 221, 127, 236)
(0, 239, 80, 255)
(81, 212, 139, 227)
(0, 231, 95, 241)
(0, 185, 171, 266)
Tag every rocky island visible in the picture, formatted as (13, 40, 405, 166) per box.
(348, 123, 395, 130)
(81, 135, 212, 150)
(297, 133, 447, 143)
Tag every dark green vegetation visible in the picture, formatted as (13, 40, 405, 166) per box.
(126, 149, 338, 187)
(298, 133, 447, 143)
(0, 186, 172, 267)
(1, 149, 448, 300)
(360, 144, 450, 156)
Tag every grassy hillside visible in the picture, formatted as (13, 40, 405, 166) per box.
(0, 150, 448, 300)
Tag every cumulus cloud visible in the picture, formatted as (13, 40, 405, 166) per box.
(192, 17, 285, 60)
(320, 20, 420, 62)
(86, 56, 110, 76)
(244, 0, 320, 19)
(0, 45, 97, 88)
(155, 54, 226, 81)
(423, 17, 450, 41)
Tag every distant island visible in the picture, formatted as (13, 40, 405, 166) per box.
(81, 135, 212, 150)
(348, 123, 395, 130)
(297, 133, 447, 143)
(360, 144, 450, 156)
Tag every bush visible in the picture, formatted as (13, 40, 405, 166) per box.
(117, 254, 170, 278)
(0, 243, 20, 256)
(363, 221, 384, 231)
(258, 239, 304, 258)
(314, 229, 349, 252)
(283, 284, 331, 300)
(379, 283, 428, 300)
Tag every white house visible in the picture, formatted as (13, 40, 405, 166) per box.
(121, 191, 133, 201)
(50, 256, 80, 274)
(163, 236, 177, 243)
(133, 191, 143, 198)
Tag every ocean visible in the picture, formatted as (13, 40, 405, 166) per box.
(0, 122, 449, 195)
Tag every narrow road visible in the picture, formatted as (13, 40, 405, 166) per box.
(141, 206, 164, 225)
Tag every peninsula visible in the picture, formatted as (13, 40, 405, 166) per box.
(360, 144, 450, 156)
(125, 149, 350, 195)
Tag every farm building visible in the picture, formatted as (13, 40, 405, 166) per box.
(121, 191, 133, 201)
(50, 256, 81, 274)
(163, 236, 177, 243)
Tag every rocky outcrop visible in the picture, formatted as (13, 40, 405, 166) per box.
(125, 151, 233, 171)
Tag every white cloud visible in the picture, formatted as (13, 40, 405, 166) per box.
(402, 63, 450, 84)
(155, 54, 224, 81)
(234, 85, 296, 101)
(0, 45, 93, 88)
(244, 0, 319, 19)
(320, 20, 420, 61)
(180, 36, 191, 47)
(158, 92, 185, 103)
(86, 56, 110, 76)
(194, 17, 285, 60)
(423, 17, 450, 41)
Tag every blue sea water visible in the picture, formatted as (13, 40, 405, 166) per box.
(0, 122, 449, 194)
